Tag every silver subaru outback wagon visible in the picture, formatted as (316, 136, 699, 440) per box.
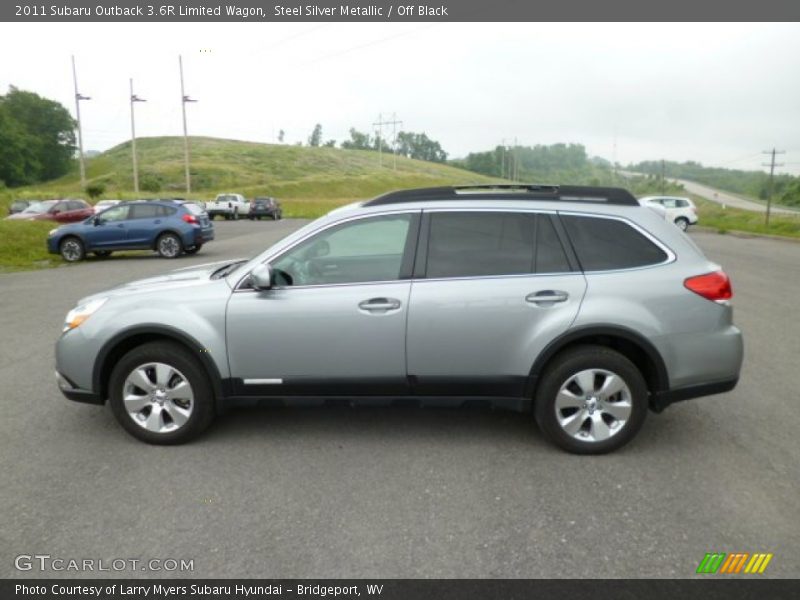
(55, 185, 743, 454)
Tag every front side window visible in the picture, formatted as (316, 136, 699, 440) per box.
(99, 205, 130, 222)
(561, 215, 668, 271)
(425, 212, 536, 278)
(271, 214, 413, 286)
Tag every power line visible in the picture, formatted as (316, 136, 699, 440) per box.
(762, 148, 785, 227)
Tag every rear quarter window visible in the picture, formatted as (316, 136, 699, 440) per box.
(561, 215, 668, 271)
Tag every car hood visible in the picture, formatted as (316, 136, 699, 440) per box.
(5, 212, 40, 220)
(77, 259, 246, 304)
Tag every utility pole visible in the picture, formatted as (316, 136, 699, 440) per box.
(372, 113, 402, 169)
(179, 55, 197, 194)
(500, 138, 505, 179)
(661, 159, 666, 195)
(71, 56, 91, 189)
(513, 137, 518, 182)
(129, 79, 146, 194)
(762, 148, 785, 227)
(390, 112, 403, 171)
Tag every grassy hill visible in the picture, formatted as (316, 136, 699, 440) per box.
(2, 136, 495, 217)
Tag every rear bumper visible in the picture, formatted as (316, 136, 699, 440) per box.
(650, 377, 738, 412)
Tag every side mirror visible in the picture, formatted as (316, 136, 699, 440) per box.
(250, 263, 273, 291)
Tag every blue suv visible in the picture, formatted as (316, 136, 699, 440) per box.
(48, 200, 215, 262)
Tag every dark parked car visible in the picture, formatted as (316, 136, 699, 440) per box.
(47, 200, 215, 262)
(6, 199, 94, 223)
(8, 200, 33, 215)
(249, 197, 282, 220)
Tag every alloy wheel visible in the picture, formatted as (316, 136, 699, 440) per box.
(122, 362, 194, 433)
(554, 368, 632, 443)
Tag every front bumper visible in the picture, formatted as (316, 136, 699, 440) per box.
(55, 371, 104, 405)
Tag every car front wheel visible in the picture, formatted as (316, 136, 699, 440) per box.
(59, 237, 85, 262)
(534, 345, 648, 454)
(675, 217, 690, 231)
(156, 233, 183, 258)
(108, 342, 215, 444)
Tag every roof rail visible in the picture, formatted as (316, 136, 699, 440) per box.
(363, 184, 639, 207)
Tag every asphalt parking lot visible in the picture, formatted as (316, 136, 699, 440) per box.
(1, 221, 798, 579)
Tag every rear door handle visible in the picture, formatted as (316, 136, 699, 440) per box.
(526, 290, 570, 305)
(358, 297, 402, 312)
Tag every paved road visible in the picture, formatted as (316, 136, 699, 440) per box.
(1, 221, 798, 579)
(672, 178, 800, 215)
(622, 170, 800, 215)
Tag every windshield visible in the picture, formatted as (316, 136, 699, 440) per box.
(185, 202, 206, 215)
(22, 201, 55, 213)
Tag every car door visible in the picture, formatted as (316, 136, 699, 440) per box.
(50, 201, 72, 223)
(87, 204, 132, 248)
(226, 211, 420, 397)
(406, 210, 587, 397)
(127, 203, 167, 247)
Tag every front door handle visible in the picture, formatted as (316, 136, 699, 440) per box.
(358, 297, 402, 312)
(526, 290, 570, 305)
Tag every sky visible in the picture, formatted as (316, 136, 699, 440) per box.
(1, 22, 799, 174)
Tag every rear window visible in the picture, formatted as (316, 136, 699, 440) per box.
(184, 203, 205, 216)
(561, 215, 668, 271)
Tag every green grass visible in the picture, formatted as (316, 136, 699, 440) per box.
(0, 136, 497, 270)
(692, 195, 800, 239)
(0, 221, 62, 272)
(0, 136, 494, 209)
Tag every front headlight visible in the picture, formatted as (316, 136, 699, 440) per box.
(63, 297, 108, 332)
(48, 228, 57, 236)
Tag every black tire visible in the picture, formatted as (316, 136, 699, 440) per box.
(93, 250, 112, 258)
(184, 244, 202, 255)
(675, 217, 690, 231)
(108, 341, 215, 445)
(534, 345, 648, 455)
(59, 237, 85, 262)
(156, 232, 183, 258)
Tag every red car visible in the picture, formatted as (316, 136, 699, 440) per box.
(5, 199, 94, 223)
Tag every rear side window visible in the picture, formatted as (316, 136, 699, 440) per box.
(561, 215, 668, 271)
(184, 203, 205, 216)
(426, 212, 535, 278)
(130, 204, 160, 219)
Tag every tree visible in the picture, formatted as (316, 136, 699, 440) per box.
(323, 139, 336, 147)
(340, 128, 374, 150)
(395, 131, 448, 163)
(277, 129, 285, 143)
(0, 87, 76, 185)
(85, 182, 105, 200)
(308, 123, 323, 147)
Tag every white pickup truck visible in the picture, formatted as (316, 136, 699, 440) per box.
(205, 193, 250, 220)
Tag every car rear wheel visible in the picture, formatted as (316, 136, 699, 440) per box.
(156, 233, 182, 258)
(675, 217, 690, 231)
(59, 237, 85, 262)
(534, 345, 647, 454)
(93, 250, 112, 258)
(184, 244, 202, 255)
(108, 342, 215, 444)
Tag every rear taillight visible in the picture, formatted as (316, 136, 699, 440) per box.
(684, 271, 732, 302)
(182, 214, 198, 224)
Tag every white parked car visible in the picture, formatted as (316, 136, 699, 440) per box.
(205, 193, 250, 220)
(639, 196, 698, 231)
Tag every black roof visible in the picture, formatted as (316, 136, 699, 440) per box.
(363, 184, 639, 207)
